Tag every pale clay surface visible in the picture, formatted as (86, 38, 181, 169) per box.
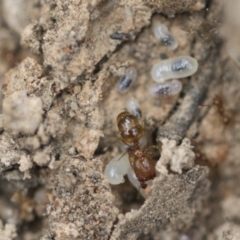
(1, 0, 240, 239)
(3, 91, 43, 135)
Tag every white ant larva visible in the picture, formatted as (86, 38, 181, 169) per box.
(104, 161, 125, 185)
(127, 168, 149, 197)
(104, 154, 130, 185)
(151, 56, 198, 83)
(126, 97, 142, 120)
(127, 168, 140, 189)
(148, 79, 183, 97)
(153, 23, 178, 50)
(116, 67, 137, 93)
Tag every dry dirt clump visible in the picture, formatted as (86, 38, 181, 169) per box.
(44, 157, 118, 240)
(1, 0, 240, 239)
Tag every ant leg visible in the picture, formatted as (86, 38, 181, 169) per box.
(199, 95, 216, 109)
(114, 151, 128, 162)
(117, 135, 132, 147)
(143, 145, 161, 155)
(198, 103, 212, 108)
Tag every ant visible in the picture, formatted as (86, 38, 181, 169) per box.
(212, 94, 232, 125)
(117, 111, 158, 189)
(201, 94, 232, 126)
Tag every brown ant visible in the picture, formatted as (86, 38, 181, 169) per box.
(212, 94, 232, 125)
(201, 94, 232, 126)
(117, 111, 158, 189)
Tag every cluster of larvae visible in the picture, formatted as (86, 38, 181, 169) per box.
(150, 22, 198, 96)
(116, 22, 199, 97)
(104, 21, 199, 189)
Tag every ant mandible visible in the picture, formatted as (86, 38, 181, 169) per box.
(117, 111, 157, 189)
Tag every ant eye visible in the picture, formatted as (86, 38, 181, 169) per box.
(153, 23, 178, 50)
(126, 97, 142, 120)
(151, 56, 198, 83)
(148, 79, 182, 97)
(116, 67, 137, 93)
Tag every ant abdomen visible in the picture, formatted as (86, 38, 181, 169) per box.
(117, 111, 143, 144)
(129, 151, 156, 189)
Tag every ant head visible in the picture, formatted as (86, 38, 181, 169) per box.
(117, 111, 143, 144)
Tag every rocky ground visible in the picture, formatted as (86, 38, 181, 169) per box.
(1, 0, 240, 239)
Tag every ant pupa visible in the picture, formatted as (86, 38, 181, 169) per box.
(153, 23, 178, 50)
(148, 79, 182, 97)
(117, 111, 158, 189)
(116, 67, 137, 93)
(151, 56, 198, 83)
(126, 97, 142, 120)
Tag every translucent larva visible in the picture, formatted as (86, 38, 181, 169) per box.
(117, 153, 131, 175)
(127, 169, 149, 198)
(148, 79, 183, 97)
(127, 168, 140, 189)
(104, 161, 124, 185)
(116, 67, 137, 93)
(153, 23, 178, 50)
(126, 97, 142, 120)
(104, 154, 130, 185)
(151, 56, 198, 83)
